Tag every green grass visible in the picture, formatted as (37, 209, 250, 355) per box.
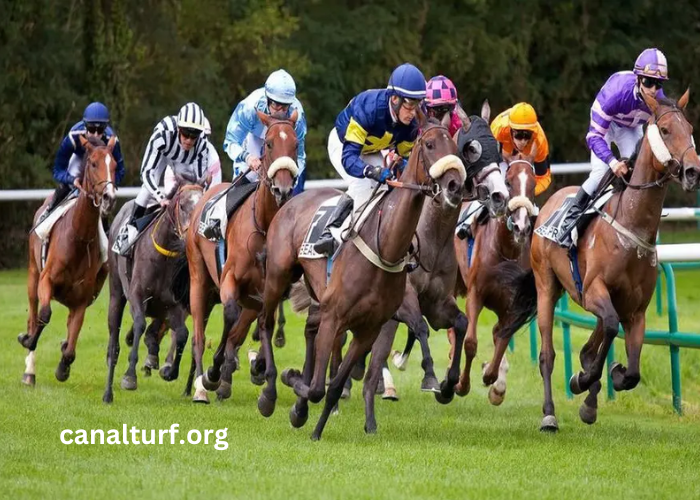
(1, 256, 700, 500)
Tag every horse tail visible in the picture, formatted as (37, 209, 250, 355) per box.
(172, 253, 191, 311)
(494, 261, 537, 340)
(289, 276, 311, 314)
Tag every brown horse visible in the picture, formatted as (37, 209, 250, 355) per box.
(19, 135, 118, 386)
(185, 111, 299, 405)
(452, 148, 538, 405)
(506, 90, 700, 431)
(103, 179, 206, 403)
(259, 119, 468, 440)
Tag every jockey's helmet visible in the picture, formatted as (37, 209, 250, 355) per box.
(387, 63, 427, 100)
(426, 76, 458, 107)
(633, 48, 668, 81)
(177, 102, 207, 132)
(509, 103, 539, 131)
(83, 102, 110, 124)
(265, 69, 297, 104)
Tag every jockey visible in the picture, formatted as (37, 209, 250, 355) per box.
(112, 102, 210, 255)
(313, 63, 426, 256)
(222, 69, 307, 192)
(556, 48, 668, 247)
(40, 102, 125, 223)
(424, 75, 462, 137)
(164, 117, 222, 192)
(491, 102, 551, 194)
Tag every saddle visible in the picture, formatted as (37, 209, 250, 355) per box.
(298, 192, 386, 260)
(198, 181, 258, 241)
(534, 187, 614, 245)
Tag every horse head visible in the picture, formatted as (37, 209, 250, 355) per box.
(641, 89, 700, 192)
(453, 102, 509, 217)
(503, 146, 537, 245)
(256, 110, 299, 205)
(78, 135, 118, 214)
(167, 173, 207, 237)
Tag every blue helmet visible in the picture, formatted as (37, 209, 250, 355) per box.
(83, 102, 110, 124)
(387, 63, 427, 100)
(265, 69, 297, 104)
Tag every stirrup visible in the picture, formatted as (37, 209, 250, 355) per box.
(313, 234, 336, 256)
(202, 219, 222, 240)
(112, 224, 138, 256)
(455, 223, 469, 240)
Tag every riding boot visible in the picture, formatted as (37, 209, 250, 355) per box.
(555, 188, 592, 248)
(313, 193, 354, 256)
(455, 220, 471, 240)
(113, 203, 145, 255)
(38, 183, 72, 224)
(202, 218, 222, 240)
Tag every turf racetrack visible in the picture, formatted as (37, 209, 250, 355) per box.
(1, 262, 699, 499)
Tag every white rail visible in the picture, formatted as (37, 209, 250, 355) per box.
(657, 243, 700, 262)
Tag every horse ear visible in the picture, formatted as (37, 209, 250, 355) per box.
(440, 111, 452, 129)
(455, 104, 471, 132)
(107, 135, 117, 153)
(481, 99, 491, 122)
(79, 135, 94, 152)
(289, 110, 299, 125)
(678, 87, 690, 110)
(257, 110, 271, 127)
(641, 89, 658, 114)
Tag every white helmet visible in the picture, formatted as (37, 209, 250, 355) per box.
(177, 102, 206, 132)
(264, 69, 296, 104)
(203, 117, 212, 136)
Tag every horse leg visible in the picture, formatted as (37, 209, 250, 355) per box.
(537, 276, 559, 432)
(103, 281, 127, 403)
(311, 334, 374, 441)
(252, 305, 281, 417)
(578, 320, 604, 425)
(205, 272, 241, 391)
(189, 257, 211, 404)
(482, 320, 511, 406)
(121, 299, 147, 390)
(160, 308, 188, 382)
(273, 300, 287, 348)
(143, 319, 165, 376)
(288, 302, 320, 429)
(55, 304, 87, 382)
(611, 314, 644, 392)
(19, 272, 52, 354)
(570, 280, 619, 395)
(391, 328, 415, 371)
(20, 262, 41, 386)
(414, 320, 439, 393)
(184, 301, 212, 398)
(456, 291, 482, 397)
(364, 320, 399, 434)
(436, 307, 468, 405)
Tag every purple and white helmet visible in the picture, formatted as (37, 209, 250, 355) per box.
(633, 48, 668, 80)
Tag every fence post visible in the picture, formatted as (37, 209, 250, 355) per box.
(529, 321, 538, 365)
(560, 295, 574, 399)
(662, 263, 683, 415)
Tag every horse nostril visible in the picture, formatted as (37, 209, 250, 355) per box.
(447, 179, 460, 194)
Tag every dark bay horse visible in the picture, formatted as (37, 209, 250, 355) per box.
(19, 135, 118, 386)
(507, 90, 700, 431)
(259, 119, 468, 440)
(452, 148, 538, 405)
(186, 111, 299, 405)
(103, 179, 206, 403)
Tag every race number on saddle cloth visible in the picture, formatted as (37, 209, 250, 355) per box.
(112, 102, 211, 255)
(223, 69, 307, 195)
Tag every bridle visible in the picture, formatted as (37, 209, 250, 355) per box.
(82, 149, 116, 208)
(151, 186, 199, 258)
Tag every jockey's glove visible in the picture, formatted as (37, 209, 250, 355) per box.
(363, 165, 392, 184)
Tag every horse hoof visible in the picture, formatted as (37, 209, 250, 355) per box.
(17, 333, 31, 349)
(434, 390, 454, 405)
(569, 372, 584, 395)
(216, 381, 232, 401)
(121, 375, 137, 391)
(375, 378, 385, 395)
(482, 372, 498, 387)
(202, 369, 221, 391)
(382, 387, 399, 402)
(391, 350, 408, 371)
(192, 393, 210, 404)
(488, 386, 506, 406)
(103, 392, 113, 404)
(421, 376, 441, 393)
(55, 365, 71, 382)
(364, 422, 377, 435)
(258, 393, 276, 418)
(281, 368, 299, 387)
(290, 405, 308, 428)
(579, 403, 597, 425)
(455, 381, 470, 397)
(159, 363, 177, 381)
(341, 386, 351, 400)
(350, 363, 365, 381)
(250, 372, 265, 386)
(142, 366, 152, 377)
(274, 333, 286, 348)
(22, 373, 36, 387)
(540, 415, 559, 432)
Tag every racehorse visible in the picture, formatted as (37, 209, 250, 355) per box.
(19, 135, 118, 386)
(185, 111, 299, 405)
(103, 177, 206, 403)
(451, 148, 538, 405)
(505, 90, 700, 430)
(259, 117, 471, 440)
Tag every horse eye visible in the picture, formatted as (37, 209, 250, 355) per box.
(660, 127, 669, 135)
(426, 140, 435, 150)
(91, 161, 97, 168)
(266, 141, 273, 149)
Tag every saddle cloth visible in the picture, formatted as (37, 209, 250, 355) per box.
(298, 192, 386, 260)
(34, 193, 108, 267)
(534, 188, 613, 245)
(198, 181, 258, 241)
